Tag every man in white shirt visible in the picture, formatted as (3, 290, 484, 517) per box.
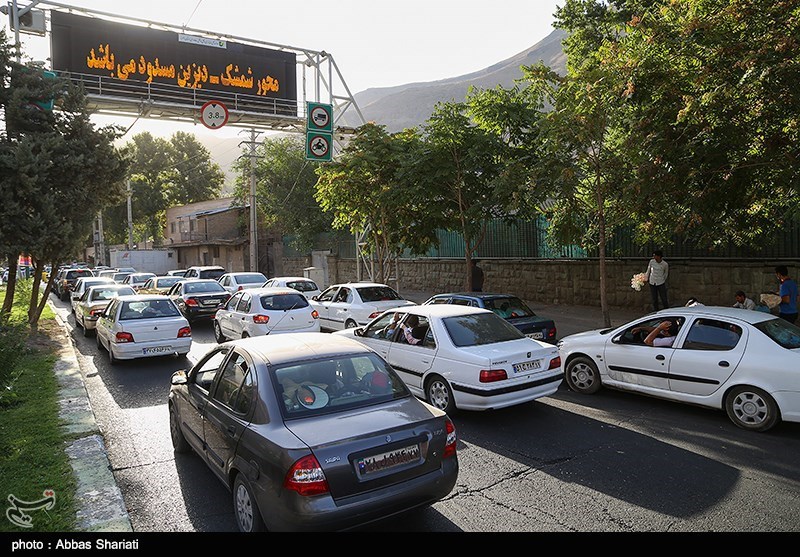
(645, 250, 669, 311)
(632, 320, 679, 347)
(733, 291, 757, 310)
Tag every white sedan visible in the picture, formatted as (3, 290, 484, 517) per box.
(217, 272, 268, 294)
(334, 304, 562, 413)
(213, 287, 320, 342)
(311, 282, 416, 331)
(262, 276, 322, 300)
(557, 306, 800, 432)
(95, 294, 192, 364)
(70, 276, 116, 314)
(74, 284, 136, 336)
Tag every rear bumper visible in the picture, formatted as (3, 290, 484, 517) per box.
(110, 337, 193, 360)
(451, 371, 563, 411)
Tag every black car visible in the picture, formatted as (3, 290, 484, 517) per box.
(167, 278, 230, 322)
(422, 292, 558, 343)
(54, 267, 95, 301)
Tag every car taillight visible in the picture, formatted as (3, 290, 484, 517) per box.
(368, 311, 381, 319)
(177, 326, 191, 338)
(479, 369, 508, 383)
(548, 356, 561, 369)
(115, 331, 134, 343)
(443, 416, 457, 459)
(548, 328, 557, 339)
(89, 308, 104, 317)
(311, 310, 319, 319)
(237, 285, 243, 291)
(253, 315, 270, 324)
(283, 454, 329, 496)
(185, 298, 199, 307)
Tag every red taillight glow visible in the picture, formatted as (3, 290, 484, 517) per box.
(548, 328, 557, 339)
(177, 326, 192, 338)
(253, 315, 270, 324)
(368, 311, 381, 319)
(311, 310, 319, 319)
(479, 369, 508, 383)
(115, 331, 134, 343)
(185, 298, 199, 307)
(89, 308, 104, 317)
(237, 285, 243, 291)
(443, 416, 457, 458)
(549, 356, 561, 369)
(283, 454, 329, 496)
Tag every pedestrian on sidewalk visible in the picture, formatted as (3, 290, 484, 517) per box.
(471, 259, 484, 292)
(645, 250, 669, 311)
(775, 265, 798, 324)
(732, 291, 756, 311)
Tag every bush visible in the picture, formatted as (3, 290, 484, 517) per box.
(0, 318, 30, 408)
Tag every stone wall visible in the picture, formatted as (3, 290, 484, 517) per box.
(284, 255, 799, 311)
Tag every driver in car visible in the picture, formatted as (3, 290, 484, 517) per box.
(631, 320, 679, 347)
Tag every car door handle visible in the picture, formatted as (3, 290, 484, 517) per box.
(226, 425, 236, 435)
(656, 355, 665, 360)
(719, 361, 730, 367)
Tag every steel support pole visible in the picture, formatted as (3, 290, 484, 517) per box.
(127, 179, 133, 250)
(249, 129, 258, 272)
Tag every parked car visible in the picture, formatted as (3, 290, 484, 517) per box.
(74, 284, 136, 336)
(218, 272, 268, 294)
(310, 282, 416, 332)
(95, 294, 192, 364)
(183, 265, 226, 280)
(213, 287, 320, 342)
(167, 278, 230, 323)
(557, 306, 800, 432)
(262, 276, 322, 300)
(55, 267, 95, 301)
(96, 269, 117, 280)
(121, 272, 157, 292)
(139, 275, 185, 295)
(168, 333, 458, 532)
(70, 276, 116, 314)
(334, 304, 563, 414)
(166, 269, 188, 277)
(115, 267, 137, 274)
(110, 271, 134, 284)
(423, 292, 557, 343)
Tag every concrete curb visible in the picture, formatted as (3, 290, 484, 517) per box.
(52, 305, 133, 532)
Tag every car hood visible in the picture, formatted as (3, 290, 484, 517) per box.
(456, 337, 558, 363)
(559, 328, 607, 345)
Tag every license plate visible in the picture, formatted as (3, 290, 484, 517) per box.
(526, 332, 544, 339)
(356, 444, 421, 476)
(513, 360, 541, 373)
(143, 346, 172, 355)
(202, 299, 219, 306)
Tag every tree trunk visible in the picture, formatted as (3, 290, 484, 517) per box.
(27, 260, 45, 334)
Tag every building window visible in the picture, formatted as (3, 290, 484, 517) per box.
(170, 223, 176, 233)
(190, 220, 195, 231)
(212, 246, 220, 258)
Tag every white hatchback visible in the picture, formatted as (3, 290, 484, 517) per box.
(213, 287, 320, 342)
(218, 272, 268, 294)
(334, 304, 562, 413)
(95, 294, 192, 364)
(262, 276, 322, 300)
(311, 282, 416, 331)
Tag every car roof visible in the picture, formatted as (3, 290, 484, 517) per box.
(429, 292, 519, 300)
(114, 294, 171, 301)
(650, 305, 776, 324)
(397, 304, 491, 318)
(188, 265, 225, 270)
(240, 287, 304, 296)
(271, 276, 316, 282)
(181, 278, 223, 283)
(223, 332, 372, 367)
(330, 282, 391, 288)
(86, 284, 133, 291)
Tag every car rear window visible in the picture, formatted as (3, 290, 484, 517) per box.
(184, 281, 226, 293)
(443, 313, 524, 347)
(286, 280, 318, 292)
(754, 318, 800, 349)
(236, 273, 267, 284)
(273, 353, 409, 419)
(482, 296, 536, 318)
(357, 286, 403, 302)
(259, 293, 309, 311)
(67, 269, 94, 279)
(91, 287, 135, 301)
(199, 269, 225, 280)
(120, 299, 181, 319)
(157, 277, 182, 288)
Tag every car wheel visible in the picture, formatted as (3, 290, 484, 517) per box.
(213, 321, 226, 343)
(425, 375, 455, 414)
(725, 385, 780, 432)
(81, 318, 90, 338)
(345, 319, 358, 329)
(169, 404, 191, 454)
(232, 474, 267, 532)
(564, 356, 602, 394)
(96, 331, 103, 351)
(108, 343, 119, 365)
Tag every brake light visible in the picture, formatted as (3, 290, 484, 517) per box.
(283, 454, 329, 496)
(89, 308, 104, 317)
(548, 328, 557, 339)
(115, 331, 134, 343)
(311, 310, 319, 319)
(177, 326, 191, 338)
(253, 315, 270, 324)
(479, 369, 508, 383)
(237, 285, 243, 291)
(548, 356, 561, 369)
(443, 416, 457, 458)
(368, 311, 381, 319)
(185, 298, 199, 307)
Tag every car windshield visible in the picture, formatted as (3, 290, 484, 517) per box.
(185, 281, 226, 293)
(482, 296, 536, 318)
(754, 318, 800, 349)
(287, 280, 318, 292)
(357, 286, 403, 302)
(120, 299, 180, 319)
(272, 353, 409, 419)
(443, 312, 525, 347)
(199, 269, 225, 279)
(91, 287, 134, 301)
(157, 277, 182, 288)
(67, 270, 93, 279)
(260, 293, 308, 311)
(236, 273, 266, 284)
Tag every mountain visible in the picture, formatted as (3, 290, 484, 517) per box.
(345, 28, 568, 132)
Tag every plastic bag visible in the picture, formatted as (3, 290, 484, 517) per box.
(760, 293, 781, 309)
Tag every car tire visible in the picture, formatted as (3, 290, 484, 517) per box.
(425, 375, 455, 414)
(232, 474, 267, 532)
(96, 331, 103, 351)
(169, 404, 191, 454)
(108, 343, 119, 365)
(81, 318, 90, 338)
(564, 356, 602, 394)
(345, 318, 358, 329)
(725, 385, 780, 432)
(213, 321, 226, 343)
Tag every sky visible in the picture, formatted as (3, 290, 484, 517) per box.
(4, 0, 562, 141)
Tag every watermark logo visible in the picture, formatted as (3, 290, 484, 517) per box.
(6, 490, 56, 528)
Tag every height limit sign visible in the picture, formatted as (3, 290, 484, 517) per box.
(306, 102, 333, 162)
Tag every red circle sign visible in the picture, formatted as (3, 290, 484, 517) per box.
(200, 101, 229, 129)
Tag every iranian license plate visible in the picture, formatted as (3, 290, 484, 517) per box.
(513, 360, 541, 373)
(202, 299, 219, 306)
(356, 444, 421, 476)
(526, 332, 544, 339)
(143, 346, 172, 355)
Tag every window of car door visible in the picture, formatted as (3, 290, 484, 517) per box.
(212, 352, 255, 415)
(335, 288, 351, 303)
(220, 276, 229, 287)
(191, 348, 230, 394)
(225, 292, 243, 312)
(318, 287, 337, 303)
(236, 293, 252, 313)
(683, 318, 743, 351)
(451, 298, 473, 307)
(363, 312, 400, 340)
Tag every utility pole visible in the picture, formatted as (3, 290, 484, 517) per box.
(127, 179, 134, 250)
(95, 212, 106, 266)
(239, 129, 261, 272)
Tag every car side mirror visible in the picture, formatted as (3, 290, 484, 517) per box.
(311, 295, 318, 301)
(171, 370, 188, 386)
(611, 334, 623, 344)
(354, 328, 363, 337)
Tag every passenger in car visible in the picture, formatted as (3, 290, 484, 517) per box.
(399, 315, 422, 345)
(631, 320, 680, 347)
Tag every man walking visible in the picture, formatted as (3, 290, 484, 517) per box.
(645, 250, 669, 311)
(775, 265, 798, 324)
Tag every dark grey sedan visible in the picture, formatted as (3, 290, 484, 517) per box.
(168, 333, 458, 532)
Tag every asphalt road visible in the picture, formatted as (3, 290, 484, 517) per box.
(51, 294, 800, 534)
